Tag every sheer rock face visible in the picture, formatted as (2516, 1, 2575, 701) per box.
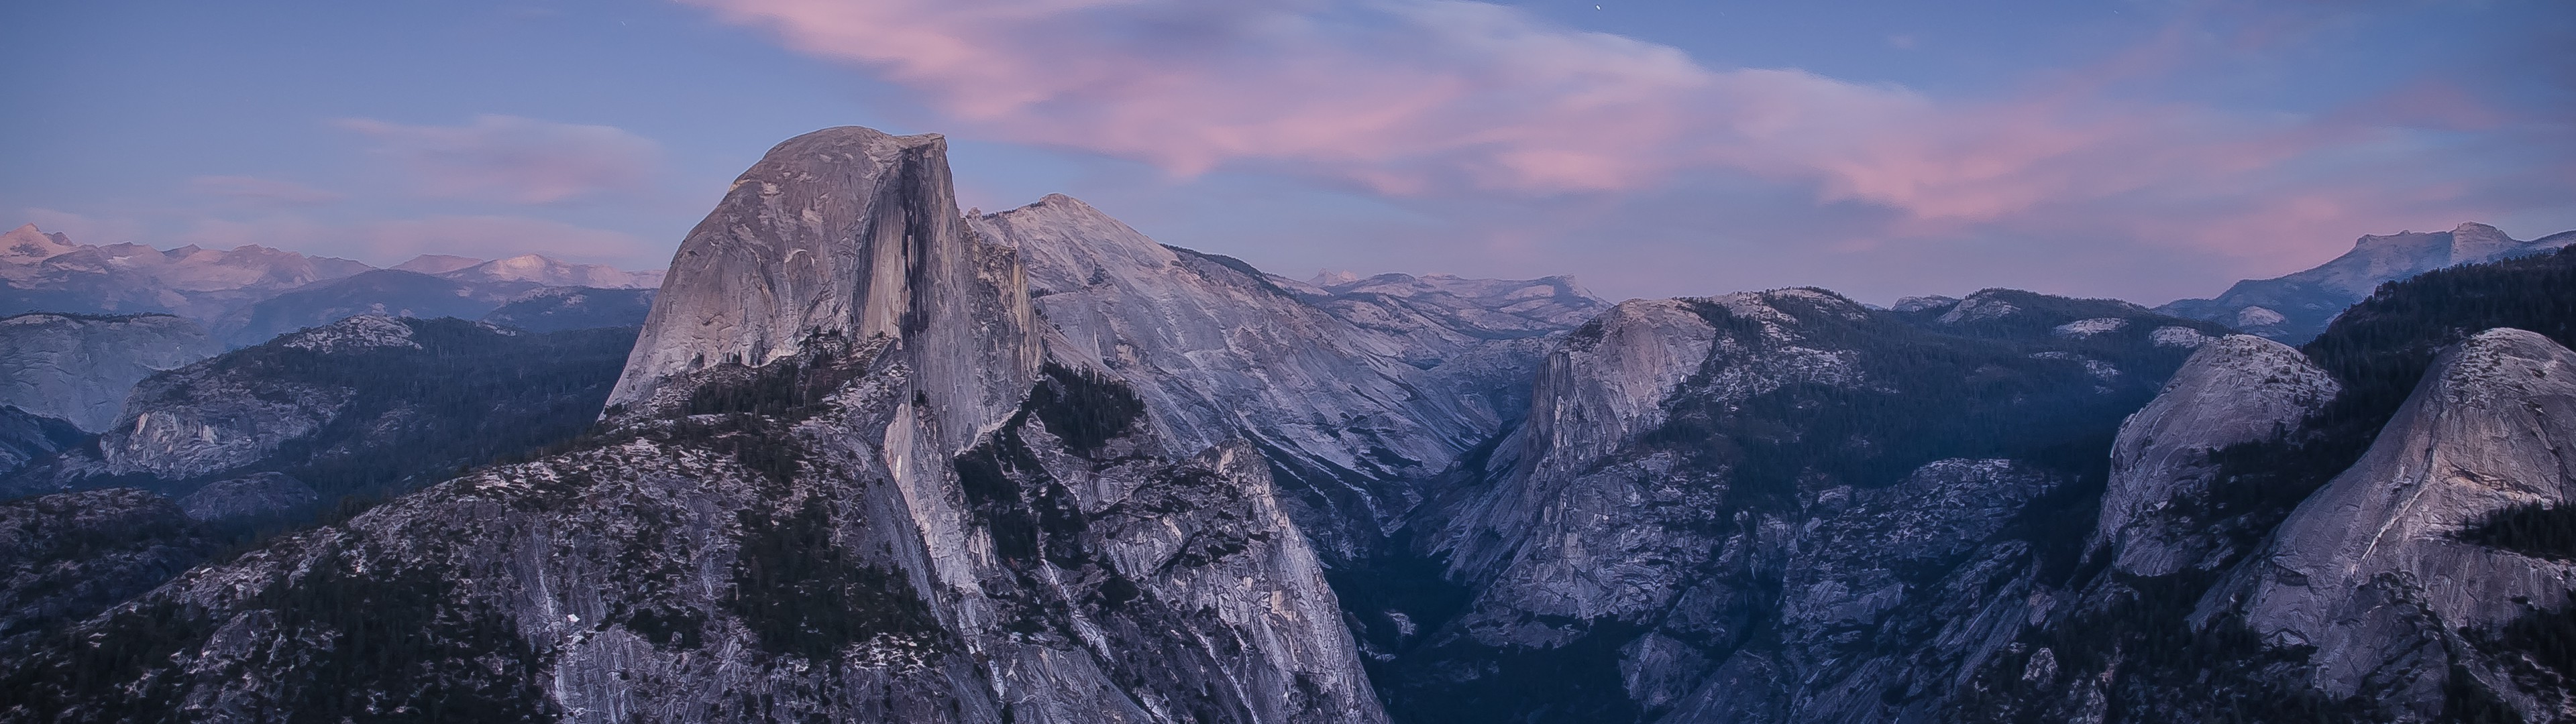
(1433, 298, 1723, 612)
(1380, 288, 2223, 723)
(2093, 335, 2340, 577)
(967, 194, 1601, 561)
(4, 126, 1385, 723)
(610, 127, 1040, 453)
(2216, 328, 2576, 721)
(0, 312, 219, 432)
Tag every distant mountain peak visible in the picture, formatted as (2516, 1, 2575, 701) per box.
(2159, 221, 2576, 342)
(390, 253, 484, 274)
(1, 224, 79, 264)
(438, 253, 659, 289)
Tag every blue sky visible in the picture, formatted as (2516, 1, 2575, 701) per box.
(3, 0, 2569, 304)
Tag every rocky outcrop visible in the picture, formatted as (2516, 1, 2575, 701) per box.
(95, 317, 404, 479)
(2, 314, 635, 502)
(969, 194, 1601, 561)
(0, 488, 213, 654)
(610, 128, 1039, 448)
(2212, 328, 2576, 721)
(2160, 222, 2576, 342)
(1380, 288, 2226, 723)
(0, 312, 220, 432)
(2092, 335, 2340, 577)
(5, 126, 1385, 723)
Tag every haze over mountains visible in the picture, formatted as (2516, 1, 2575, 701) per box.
(1, 223, 660, 323)
(1, 125, 2573, 723)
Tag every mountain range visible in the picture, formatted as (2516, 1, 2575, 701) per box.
(1, 126, 2572, 723)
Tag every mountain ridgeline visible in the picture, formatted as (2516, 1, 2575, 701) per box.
(3, 125, 2572, 723)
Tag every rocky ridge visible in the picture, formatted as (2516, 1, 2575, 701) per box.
(2161, 222, 2576, 343)
(969, 194, 1603, 562)
(0, 314, 637, 505)
(1373, 286, 2229, 723)
(4, 126, 1387, 723)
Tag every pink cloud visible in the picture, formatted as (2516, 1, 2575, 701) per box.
(186, 175, 345, 206)
(680, 0, 2571, 289)
(681, 1, 2378, 225)
(336, 115, 662, 204)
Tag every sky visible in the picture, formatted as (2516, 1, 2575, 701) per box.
(2, 0, 2570, 306)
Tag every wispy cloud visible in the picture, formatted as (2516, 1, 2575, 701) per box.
(186, 175, 345, 206)
(683, 0, 2569, 268)
(336, 115, 662, 204)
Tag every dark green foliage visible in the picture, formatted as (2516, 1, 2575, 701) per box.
(2442, 664, 2528, 724)
(664, 413, 807, 485)
(1951, 573, 2370, 723)
(478, 287, 655, 333)
(955, 434, 1046, 563)
(619, 607, 708, 650)
(249, 548, 555, 723)
(2458, 503, 2576, 562)
(725, 497, 938, 661)
(0, 598, 213, 721)
(1964, 249, 2576, 723)
(2466, 592, 2576, 697)
(6, 546, 559, 722)
(1656, 292, 2200, 510)
(2233, 245, 2576, 528)
(156, 318, 638, 506)
(1028, 361, 1145, 455)
(1383, 621, 1650, 724)
(680, 339, 866, 422)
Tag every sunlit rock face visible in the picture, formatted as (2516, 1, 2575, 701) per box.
(2092, 334, 2340, 577)
(1376, 288, 2226, 723)
(609, 127, 1040, 453)
(3, 126, 1386, 724)
(970, 193, 1604, 562)
(2212, 328, 2576, 722)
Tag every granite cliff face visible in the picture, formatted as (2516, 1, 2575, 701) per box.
(2090, 335, 2340, 577)
(2160, 222, 2575, 343)
(5, 126, 1385, 723)
(969, 194, 1602, 562)
(1376, 288, 2227, 723)
(0, 312, 221, 432)
(10, 124, 2573, 723)
(2212, 328, 2576, 721)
